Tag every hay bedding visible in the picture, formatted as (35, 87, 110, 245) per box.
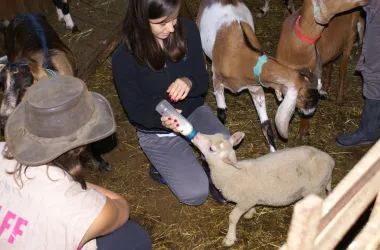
(0, 0, 371, 249)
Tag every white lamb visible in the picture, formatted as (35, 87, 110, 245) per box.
(191, 132, 335, 246)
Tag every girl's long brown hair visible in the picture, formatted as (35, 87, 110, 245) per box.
(7, 146, 87, 189)
(122, 0, 187, 71)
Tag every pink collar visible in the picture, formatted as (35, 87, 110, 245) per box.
(295, 15, 321, 44)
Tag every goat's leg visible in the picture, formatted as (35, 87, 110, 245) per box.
(243, 207, 257, 219)
(287, 0, 296, 13)
(53, 0, 79, 33)
(354, 17, 365, 47)
(248, 86, 276, 152)
(337, 41, 355, 105)
(223, 204, 252, 246)
(257, 0, 270, 18)
(213, 71, 227, 124)
(298, 117, 310, 140)
(320, 62, 333, 98)
(89, 134, 117, 172)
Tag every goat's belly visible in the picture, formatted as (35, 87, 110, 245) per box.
(199, 2, 255, 60)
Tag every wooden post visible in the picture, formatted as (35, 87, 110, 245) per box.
(347, 211, 380, 250)
(281, 195, 323, 250)
(315, 141, 380, 249)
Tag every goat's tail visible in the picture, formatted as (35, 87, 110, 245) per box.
(239, 21, 263, 55)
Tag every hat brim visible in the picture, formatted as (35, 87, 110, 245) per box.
(5, 92, 116, 166)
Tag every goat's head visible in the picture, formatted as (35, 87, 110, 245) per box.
(191, 132, 245, 169)
(0, 58, 36, 128)
(275, 45, 322, 139)
(297, 44, 322, 115)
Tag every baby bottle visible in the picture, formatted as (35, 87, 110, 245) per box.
(155, 99, 198, 140)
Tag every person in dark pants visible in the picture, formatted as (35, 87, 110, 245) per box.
(336, 0, 380, 147)
(112, 0, 229, 205)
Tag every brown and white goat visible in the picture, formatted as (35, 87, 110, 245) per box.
(0, 13, 112, 171)
(196, 0, 322, 151)
(276, 0, 368, 137)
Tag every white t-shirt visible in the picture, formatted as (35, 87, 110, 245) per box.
(0, 142, 106, 250)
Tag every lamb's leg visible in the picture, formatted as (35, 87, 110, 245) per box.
(243, 207, 257, 219)
(213, 69, 227, 124)
(248, 86, 276, 152)
(257, 0, 270, 18)
(326, 179, 332, 193)
(223, 205, 251, 246)
(287, 0, 296, 13)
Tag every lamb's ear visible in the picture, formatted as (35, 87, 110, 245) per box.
(229, 132, 245, 147)
(221, 156, 241, 169)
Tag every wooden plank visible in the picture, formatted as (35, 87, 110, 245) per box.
(76, 22, 122, 81)
(76, 0, 128, 17)
(282, 195, 323, 250)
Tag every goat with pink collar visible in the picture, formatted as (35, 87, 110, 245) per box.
(192, 132, 334, 246)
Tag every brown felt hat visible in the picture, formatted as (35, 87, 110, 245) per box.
(4, 75, 116, 166)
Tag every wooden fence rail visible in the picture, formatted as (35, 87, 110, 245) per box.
(280, 140, 380, 250)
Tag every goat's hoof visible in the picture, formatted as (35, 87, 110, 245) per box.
(96, 161, 112, 172)
(222, 236, 236, 247)
(256, 11, 267, 19)
(71, 25, 80, 33)
(298, 133, 309, 141)
(319, 90, 328, 100)
(217, 108, 227, 124)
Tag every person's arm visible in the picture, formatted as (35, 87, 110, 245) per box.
(185, 20, 210, 97)
(79, 182, 129, 247)
(112, 46, 165, 130)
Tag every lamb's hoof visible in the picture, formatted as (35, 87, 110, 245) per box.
(71, 25, 80, 34)
(222, 236, 236, 247)
(243, 213, 254, 219)
(96, 161, 112, 172)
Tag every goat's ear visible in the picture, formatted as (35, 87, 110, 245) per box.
(0, 64, 5, 72)
(229, 132, 245, 147)
(222, 156, 241, 169)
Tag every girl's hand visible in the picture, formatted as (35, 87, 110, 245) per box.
(161, 109, 183, 133)
(167, 77, 192, 102)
